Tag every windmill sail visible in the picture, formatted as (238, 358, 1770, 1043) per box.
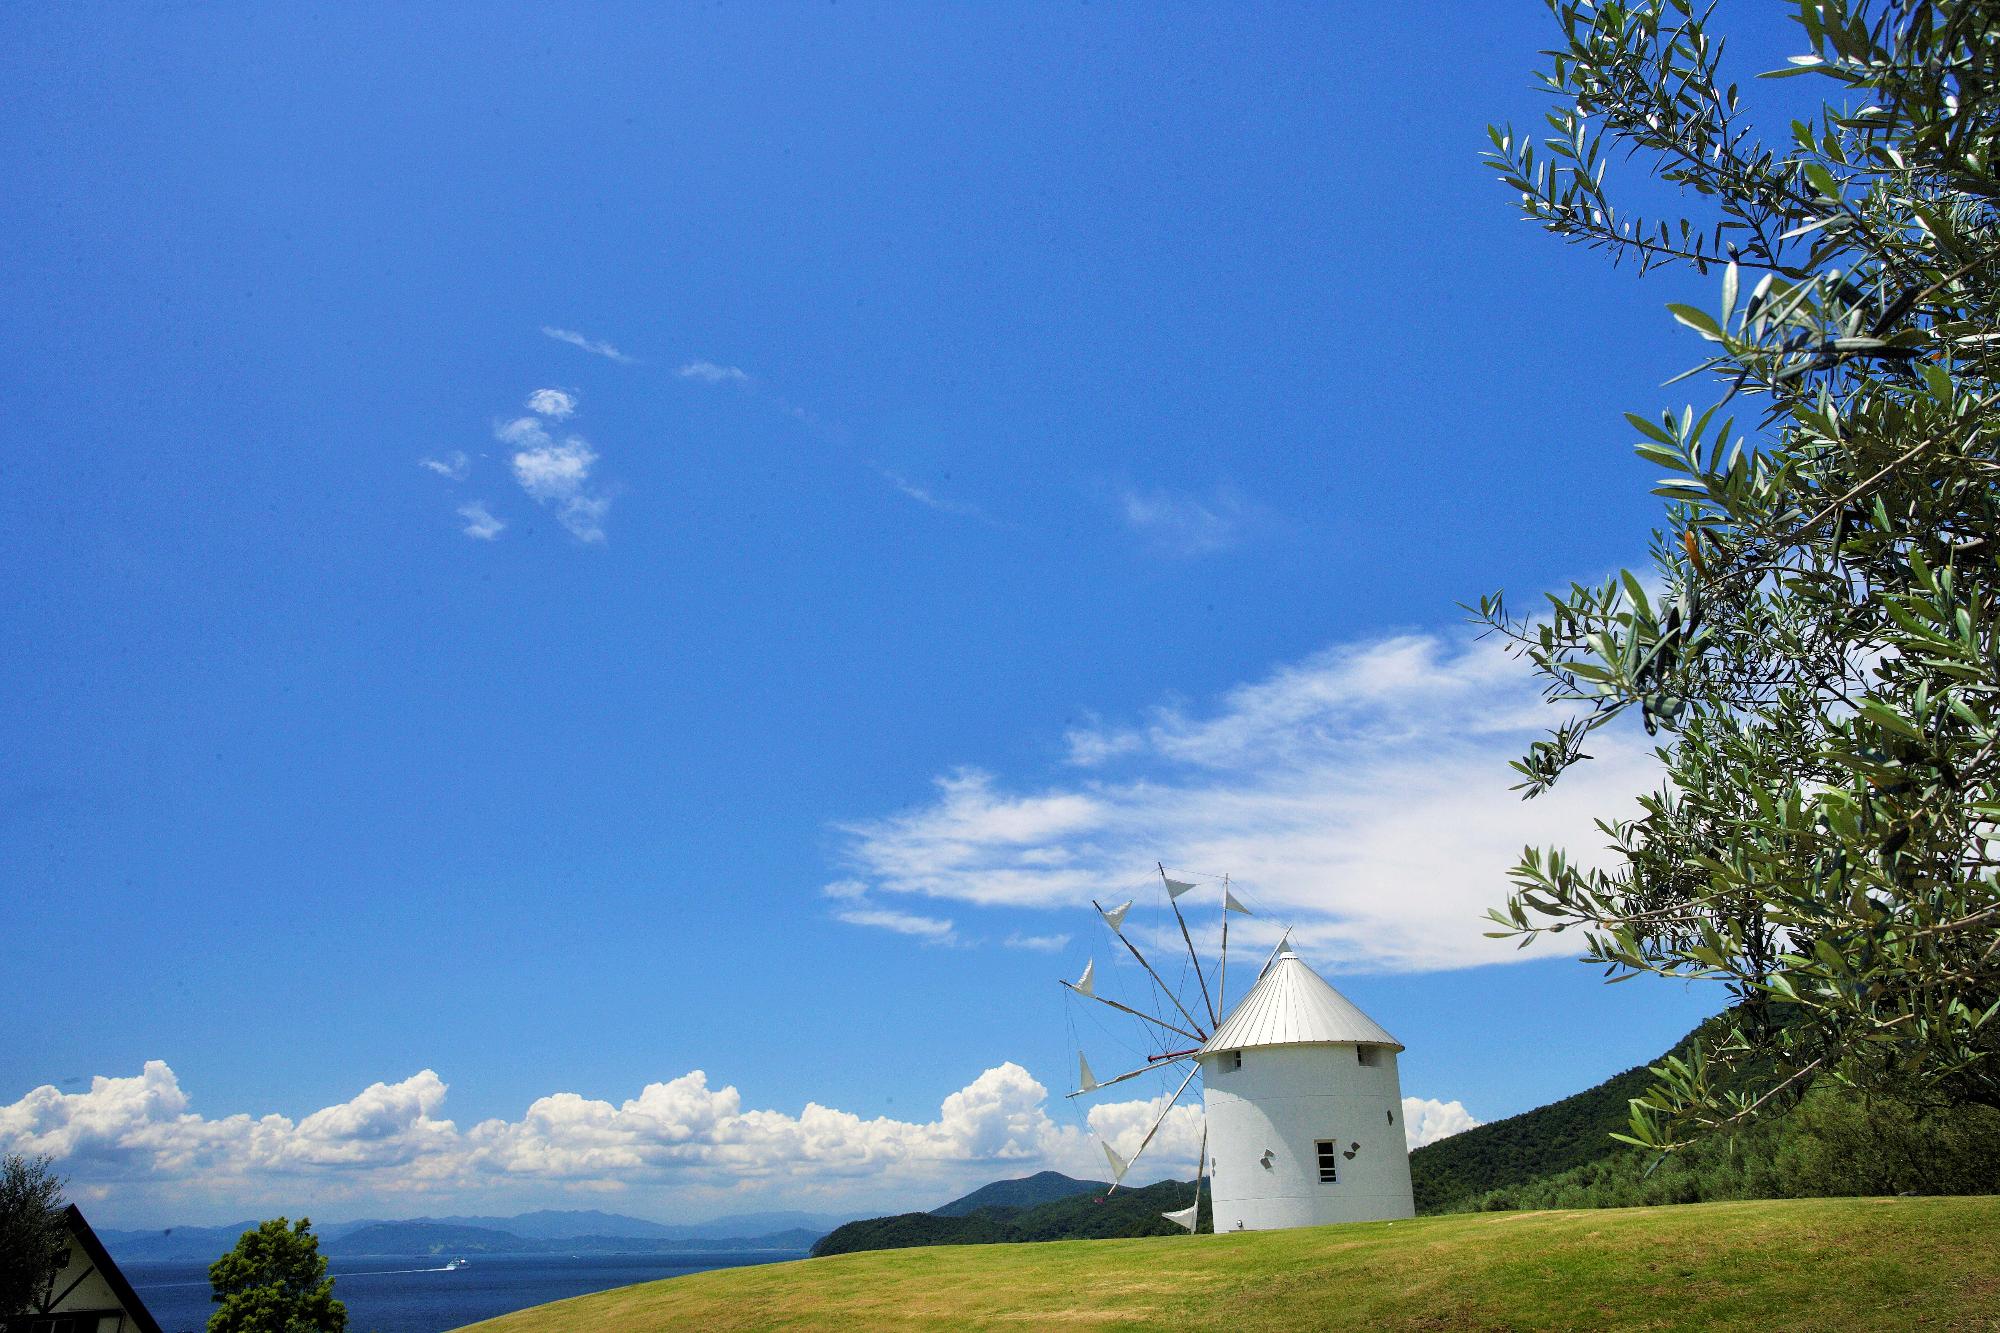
(1102, 1142, 1129, 1181)
(1099, 900, 1132, 931)
(1164, 877, 1196, 899)
(1224, 890, 1251, 914)
(1077, 1051, 1100, 1093)
(1162, 1199, 1199, 1231)
(1074, 959, 1095, 996)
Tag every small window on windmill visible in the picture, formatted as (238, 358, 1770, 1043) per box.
(1226, 1050, 1243, 1072)
(1356, 1045, 1379, 1067)
(1315, 1139, 1339, 1183)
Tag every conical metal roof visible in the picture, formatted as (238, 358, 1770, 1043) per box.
(1200, 941, 1402, 1054)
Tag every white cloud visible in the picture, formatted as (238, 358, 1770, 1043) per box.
(496, 408, 612, 543)
(1119, 487, 1250, 556)
(458, 502, 505, 541)
(541, 327, 635, 365)
(3, 1061, 1477, 1224)
(830, 632, 1657, 972)
(677, 360, 749, 384)
(874, 468, 1005, 528)
(420, 451, 470, 481)
(526, 389, 576, 420)
(511, 438, 598, 502)
(825, 878, 959, 944)
(0, 1061, 1146, 1224)
(1402, 1097, 1480, 1149)
(1002, 932, 1071, 953)
(834, 906, 957, 942)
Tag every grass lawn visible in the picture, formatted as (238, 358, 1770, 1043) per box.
(455, 1196, 2000, 1331)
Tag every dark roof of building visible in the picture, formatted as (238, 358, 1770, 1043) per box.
(63, 1205, 164, 1333)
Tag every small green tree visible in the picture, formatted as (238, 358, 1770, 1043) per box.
(0, 1154, 69, 1317)
(1476, 0, 2000, 1150)
(208, 1218, 347, 1333)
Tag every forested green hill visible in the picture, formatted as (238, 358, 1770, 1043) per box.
(1407, 1034, 1688, 1213)
(811, 1180, 1206, 1256)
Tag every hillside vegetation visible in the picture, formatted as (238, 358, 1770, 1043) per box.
(1407, 1043, 1664, 1213)
(458, 1196, 2000, 1332)
(1410, 1015, 2000, 1214)
(812, 1180, 1205, 1257)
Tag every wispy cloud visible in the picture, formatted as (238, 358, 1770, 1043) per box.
(829, 631, 1656, 973)
(419, 451, 471, 482)
(541, 327, 636, 365)
(677, 360, 749, 384)
(457, 502, 505, 541)
(875, 468, 1006, 528)
(1119, 486, 1251, 557)
(834, 906, 958, 942)
(498, 389, 614, 543)
(1002, 932, 1071, 953)
(824, 879, 957, 944)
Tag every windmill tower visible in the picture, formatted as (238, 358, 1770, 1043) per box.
(1198, 939, 1415, 1230)
(1065, 873, 1415, 1233)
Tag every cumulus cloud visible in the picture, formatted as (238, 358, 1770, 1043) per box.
(0, 1061, 1181, 1222)
(541, 327, 635, 364)
(3, 1060, 1476, 1222)
(677, 360, 749, 384)
(419, 451, 470, 481)
(458, 501, 505, 541)
(830, 632, 1657, 972)
(526, 388, 576, 420)
(1401, 1096, 1480, 1148)
(1119, 486, 1251, 556)
(497, 405, 613, 543)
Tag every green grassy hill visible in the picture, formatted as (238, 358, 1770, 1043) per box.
(456, 1196, 2000, 1331)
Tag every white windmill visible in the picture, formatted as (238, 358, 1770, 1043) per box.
(1063, 868, 1416, 1233)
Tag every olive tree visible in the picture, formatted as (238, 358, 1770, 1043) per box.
(1476, 0, 2000, 1149)
(0, 1154, 69, 1318)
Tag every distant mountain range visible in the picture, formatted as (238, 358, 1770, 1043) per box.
(324, 1221, 826, 1257)
(99, 1207, 856, 1264)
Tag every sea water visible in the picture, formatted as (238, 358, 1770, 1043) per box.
(125, 1250, 807, 1333)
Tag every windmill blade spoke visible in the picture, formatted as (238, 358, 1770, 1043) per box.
(1102, 1060, 1199, 1197)
(1092, 897, 1209, 1038)
(1060, 982, 1204, 1044)
(1067, 1051, 1193, 1099)
(1164, 1121, 1208, 1233)
(1160, 864, 1218, 1028)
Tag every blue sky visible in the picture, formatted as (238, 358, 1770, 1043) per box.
(1, 3, 1807, 1227)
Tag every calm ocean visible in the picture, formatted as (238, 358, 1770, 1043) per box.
(125, 1250, 808, 1333)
